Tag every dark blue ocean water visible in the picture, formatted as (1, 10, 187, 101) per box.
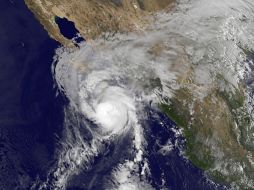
(0, 0, 64, 188)
(0, 0, 228, 189)
(55, 16, 85, 44)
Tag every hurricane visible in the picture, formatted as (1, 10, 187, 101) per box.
(37, 0, 254, 189)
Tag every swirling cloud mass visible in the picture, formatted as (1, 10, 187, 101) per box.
(40, 0, 254, 189)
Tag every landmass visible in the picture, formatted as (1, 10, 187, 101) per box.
(24, 0, 174, 46)
(25, 0, 254, 189)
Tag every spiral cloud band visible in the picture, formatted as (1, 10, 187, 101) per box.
(48, 0, 254, 188)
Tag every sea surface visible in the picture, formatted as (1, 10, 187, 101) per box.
(0, 0, 62, 188)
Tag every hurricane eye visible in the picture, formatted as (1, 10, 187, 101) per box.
(95, 101, 128, 132)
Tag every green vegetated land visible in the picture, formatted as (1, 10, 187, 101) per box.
(160, 78, 254, 188)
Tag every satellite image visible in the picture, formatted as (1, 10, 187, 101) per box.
(1, 0, 254, 189)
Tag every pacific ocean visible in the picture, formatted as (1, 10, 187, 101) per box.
(0, 0, 64, 188)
